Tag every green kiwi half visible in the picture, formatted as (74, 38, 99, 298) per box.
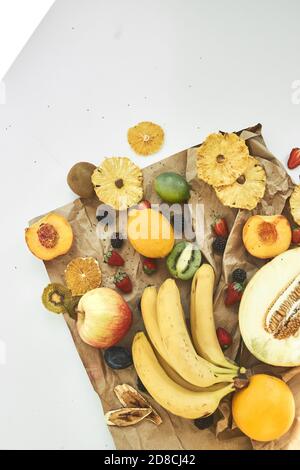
(166, 241, 202, 280)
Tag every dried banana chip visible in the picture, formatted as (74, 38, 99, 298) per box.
(127, 121, 164, 156)
(197, 133, 249, 186)
(105, 407, 151, 427)
(214, 156, 266, 210)
(114, 384, 162, 425)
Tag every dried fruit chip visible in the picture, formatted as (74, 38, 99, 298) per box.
(197, 133, 249, 186)
(114, 384, 162, 425)
(214, 157, 266, 210)
(105, 407, 151, 427)
(290, 185, 300, 225)
(42, 283, 72, 314)
(65, 257, 102, 296)
(64, 296, 81, 320)
(92, 157, 143, 210)
(127, 121, 164, 156)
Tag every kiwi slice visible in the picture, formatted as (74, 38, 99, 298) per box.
(42, 283, 72, 314)
(167, 241, 202, 280)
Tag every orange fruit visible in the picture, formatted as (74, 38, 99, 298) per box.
(232, 374, 295, 442)
(127, 208, 174, 258)
(65, 257, 102, 296)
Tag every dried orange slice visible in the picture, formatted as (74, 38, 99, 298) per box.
(127, 121, 164, 156)
(65, 257, 102, 296)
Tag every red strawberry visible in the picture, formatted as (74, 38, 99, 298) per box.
(225, 282, 244, 306)
(137, 200, 151, 210)
(216, 327, 232, 350)
(288, 148, 300, 170)
(142, 258, 157, 275)
(213, 216, 229, 238)
(104, 249, 124, 267)
(292, 226, 300, 245)
(114, 271, 132, 293)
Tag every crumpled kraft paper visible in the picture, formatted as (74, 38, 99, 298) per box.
(35, 124, 300, 450)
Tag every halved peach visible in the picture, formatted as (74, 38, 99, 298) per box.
(242, 215, 291, 259)
(25, 213, 73, 261)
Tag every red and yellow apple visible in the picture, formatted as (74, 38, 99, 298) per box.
(77, 288, 132, 348)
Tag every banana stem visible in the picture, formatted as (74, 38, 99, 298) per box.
(215, 382, 235, 399)
(212, 364, 239, 376)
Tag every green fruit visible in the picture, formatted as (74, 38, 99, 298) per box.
(42, 283, 72, 314)
(155, 172, 190, 203)
(67, 162, 96, 198)
(166, 241, 202, 280)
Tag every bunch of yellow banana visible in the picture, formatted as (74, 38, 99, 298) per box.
(132, 264, 243, 419)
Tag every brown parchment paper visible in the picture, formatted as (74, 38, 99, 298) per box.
(33, 124, 300, 450)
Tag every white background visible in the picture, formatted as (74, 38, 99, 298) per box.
(1, 0, 300, 450)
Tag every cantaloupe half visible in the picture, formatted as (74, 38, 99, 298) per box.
(239, 248, 300, 367)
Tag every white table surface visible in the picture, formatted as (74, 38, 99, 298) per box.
(1, 0, 300, 450)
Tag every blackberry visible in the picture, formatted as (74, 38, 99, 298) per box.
(194, 414, 214, 430)
(137, 376, 148, 394)
(212, 236, 227, 255)
(111, 232, 124, 249)
(232, 268, 247, 284)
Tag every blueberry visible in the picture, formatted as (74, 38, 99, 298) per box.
(104, 346, 133, 370)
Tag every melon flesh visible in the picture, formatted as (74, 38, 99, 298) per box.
(239, 248, 300, 367)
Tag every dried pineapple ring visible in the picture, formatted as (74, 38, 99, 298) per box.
(127, 121, 164, 156)
(214, 157, 266, 210)
(197, 133, 249, 186)
(65, 257, 102, 296)
(92, 157, 143, 210)
(290, 185, 300, 225)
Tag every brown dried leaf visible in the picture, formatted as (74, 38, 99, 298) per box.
(105, 407, 151, 427)
(114, 384, 162, 426)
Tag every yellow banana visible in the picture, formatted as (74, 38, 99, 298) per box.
(156, 352, 227, 392)
(141, 286, 228, 392)
(191, 264, 238, 371)
(141, 286, 169, 360)
(132, 332, 235, 419)
(157, 279, 237, 387)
